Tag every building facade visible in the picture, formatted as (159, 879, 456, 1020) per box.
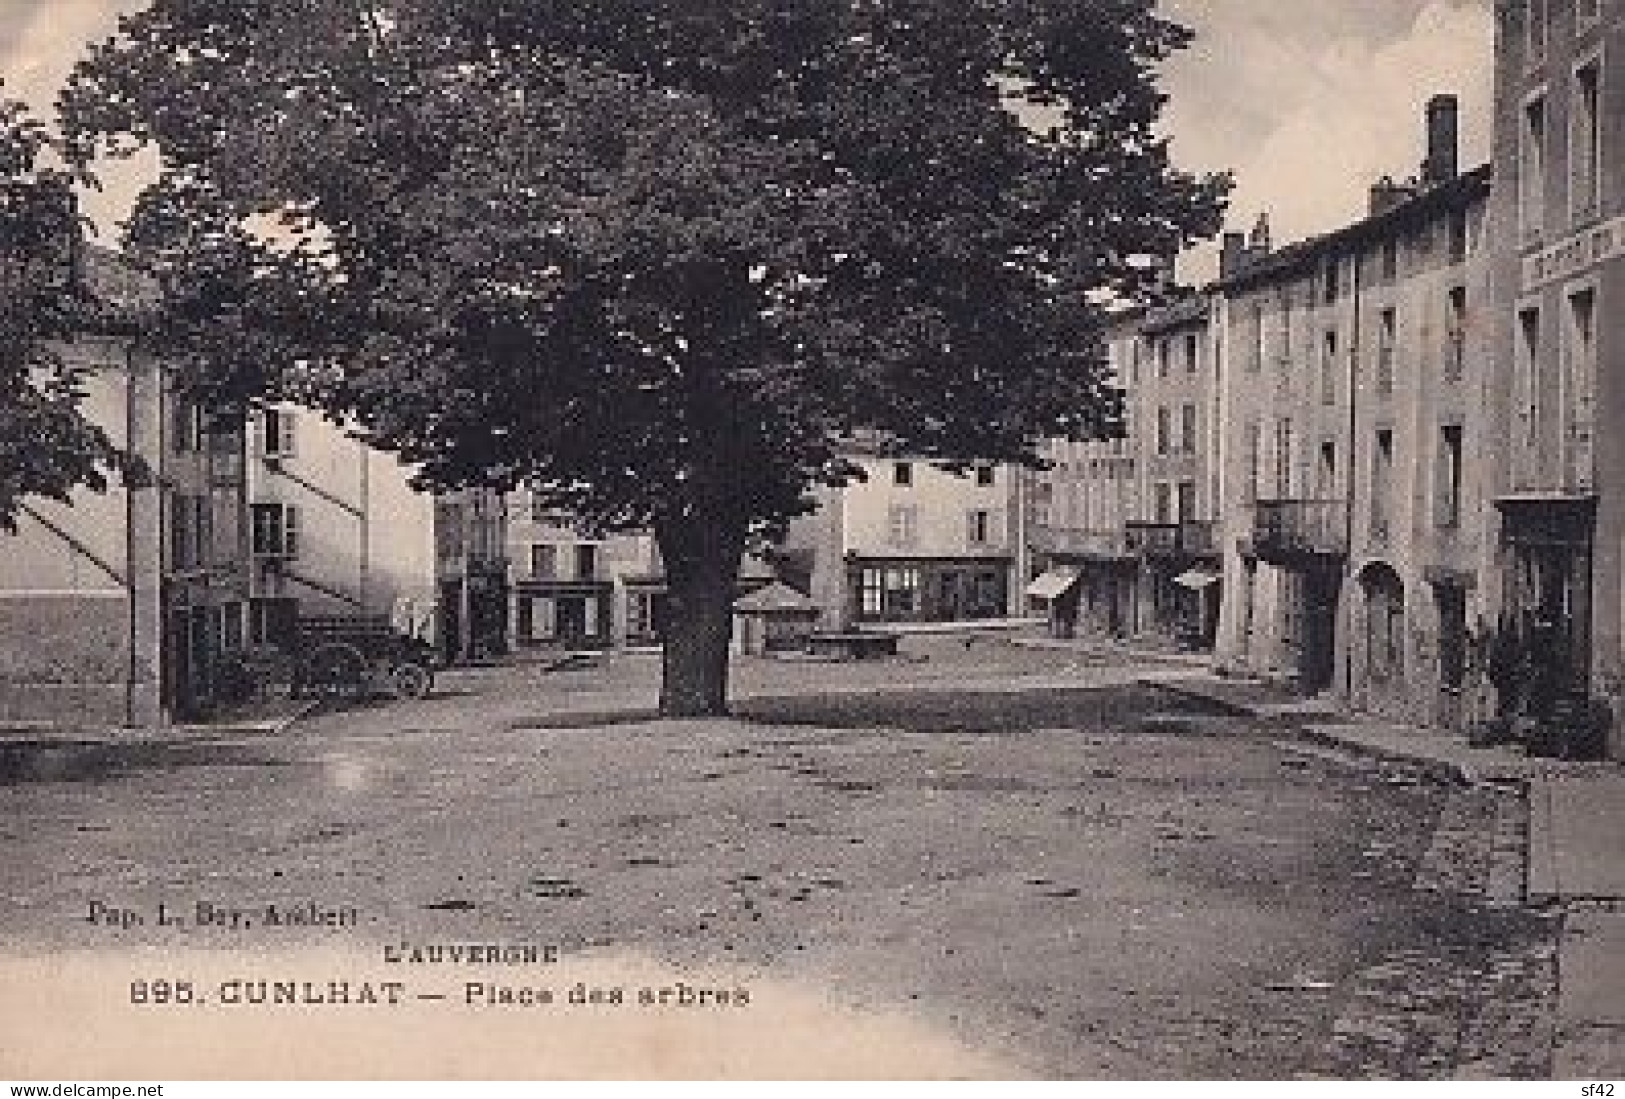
(434, 488, 509, 663)
(1029, 294, 1223, 649)
(1486, 0, 1625, 755)
(245, 406, 438, 647)
(0, 247, 251, 726)
(1213, 99, 1494, 730)
(793, 456, 1029, 628)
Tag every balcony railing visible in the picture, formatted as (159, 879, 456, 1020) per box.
(1125, 521, 1179, 556)
(1252, 499, 1349, 561)
(1031, 526, 1133, 559)
(1121, 519, 1221, 558)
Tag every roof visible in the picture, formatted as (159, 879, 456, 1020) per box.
(1140, 294, 1210, 335)
(77, 244, 161, 327)
(733, 581, 817, 613)
(1215, 163, 1492, 294)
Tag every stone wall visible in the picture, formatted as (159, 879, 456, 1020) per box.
(0, 594, 151, 725)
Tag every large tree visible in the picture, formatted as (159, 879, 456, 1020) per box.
(61, 0, 1227, 715)
(0, 92, 134, 530)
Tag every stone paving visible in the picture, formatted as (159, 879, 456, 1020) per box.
(1313, 782, 1560, 1080)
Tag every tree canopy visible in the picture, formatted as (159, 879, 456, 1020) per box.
(61, 0, 1229, 712)
(0, 92, 135, 531)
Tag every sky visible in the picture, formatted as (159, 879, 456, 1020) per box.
(0, 0, 1496, 281)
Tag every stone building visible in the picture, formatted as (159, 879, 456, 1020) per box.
(1484, 0, 1625, 755)
(791, 455, 1030, 629)
(243, 406, 438, 649)
(1029, 295, 1223, 648)
(1213, 98, 1494, 729)
(0, 247, 251, 725)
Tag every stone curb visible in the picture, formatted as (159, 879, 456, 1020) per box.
(0, 697, 323, 748)
(1136, 675, 1480, 787)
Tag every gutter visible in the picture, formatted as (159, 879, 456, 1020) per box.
(1345, 242, 1363, 698)
(126, 342, 138, 726)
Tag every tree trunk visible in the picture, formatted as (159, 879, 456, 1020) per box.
(656, 511, 747, 718)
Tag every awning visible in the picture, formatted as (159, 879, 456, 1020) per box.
(1025, 568, 1081, 600)
(1174, 568, 1222, 590)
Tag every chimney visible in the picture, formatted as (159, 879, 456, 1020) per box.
(1249, 212, 1272, 254)
(1422, 94, 1459, 185)
(1220, 232, 1247, 279)
(1369, 176, 1415, 216)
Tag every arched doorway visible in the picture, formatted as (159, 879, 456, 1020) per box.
(1359, 562, 1405, 693)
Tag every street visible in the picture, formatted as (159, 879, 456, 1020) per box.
(0, 637, 1557, 1079)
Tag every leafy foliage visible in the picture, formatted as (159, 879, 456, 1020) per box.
(62, 0, 1227, 535)
(0, 93, 135, 531)
(60, 0, 1229, 712)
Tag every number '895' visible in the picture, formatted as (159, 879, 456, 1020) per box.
(129, 979, 195, 1004)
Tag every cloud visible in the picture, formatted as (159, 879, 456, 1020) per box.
(1164, 1, 1495, 282)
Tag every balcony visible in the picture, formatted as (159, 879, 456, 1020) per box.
(1125, 521, 1179, 557)
(1122, 519, 1221, 559)
(1030, 526, 1134, 561)
(1252, 499, 1348, 565)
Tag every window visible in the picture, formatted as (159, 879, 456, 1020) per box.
(966, 509, 995, 547)
(1244, 422, 1262, 504)
(1156, 338, 1170, 378)
(890, 462, 913, 488)
(530, 544, 557, 579)
(251, 502, 299, 557)
(1153, 482, 1173, 524)
(1278, 288, 1293, 362)
(1377, 308, 1397, 397)
(975, 464, 996, 487)
(888, 504, 917, 547)
(1565, 288, 1598, 488)
(171, 399, 203, 454)
(1573, 61, 1602, 222)
(1446, 287, 1468, 380)
(1437, 424, 1464, 528)
(1273, 417, 1294, 497)
(1323, 256, 1340, 304)
(1317, 441, 1338, 498)
(1379, 239, 1398, 283)
(1320, 330, 1339, 405)
(1179, 404, 1197, 455)
(1175, 481, 1197, 524)
(1517, 306, 1542, 456)
(529, 495, 556, 523)
(860, 567, 920, 620)
(1156, 406, 1171, 456)
(1250, 300, 1266, 371)
(1521, 94, 1547, 241)
(1447, 210, 1469, 264)
(210, 486, 238, 567)
(260, 407, 297, 458)
(576, 544, 599, 581)
(1525, 0, 1546, 67)
(1371, 429, 1394, 544)
(249, 598, 297, 647)
(168, 494, 207, 571)
(1184, 332, 1199, 374)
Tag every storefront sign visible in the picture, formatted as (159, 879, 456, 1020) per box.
(1521, 214, 1625, 291)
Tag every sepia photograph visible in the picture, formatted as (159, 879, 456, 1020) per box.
(0, 0, 1620, 1084)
